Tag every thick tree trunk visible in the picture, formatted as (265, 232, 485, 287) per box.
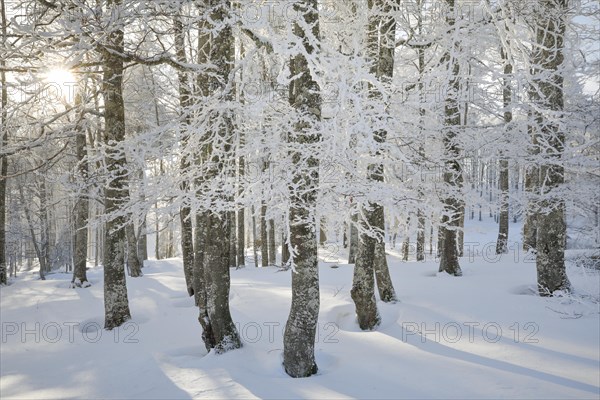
(203, 211, 241, 352)
(352, 0, 397, 322)
(530, 0, 570, 295)
(102, 0, 132, 329)
(283, 0, 321, 378)
(351, 230, 380, 330)
(193, 212, 214, 350)
(194, 0, 241, 352)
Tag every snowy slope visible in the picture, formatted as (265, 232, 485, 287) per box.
(1, 220, 599, 399)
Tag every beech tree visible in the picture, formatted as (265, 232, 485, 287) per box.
(529, 0, 571, 295)
(282, 0, 322, 378)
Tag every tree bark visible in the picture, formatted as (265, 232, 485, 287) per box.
(530, 0, 570, 295)
(0, 0, 8, 285)
(283, 0, 321, 378)
(72, 93, 90, 287)
(352, 0, 397, 323)
(260, 202, 268, 267)
(438, 0, 463, 276)
(268, 218, 276, 266)
(102, 0, 131, 330)
(125, 223, 142, 277)
(348, 214, 358, 264)
(194, 0, 241, 352)
(237, 160, 245, 267)
(496, 41, 512, 254)
(175, 11, 195, 294)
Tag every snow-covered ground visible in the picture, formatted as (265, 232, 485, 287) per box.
(1, 219, 599, 399)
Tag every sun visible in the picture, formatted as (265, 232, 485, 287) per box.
(44, 68, 76, 86)
(43, 68, 77, 102)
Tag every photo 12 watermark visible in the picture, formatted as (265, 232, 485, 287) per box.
(1, 321, 140, 344)
(401, 321, 539, 344)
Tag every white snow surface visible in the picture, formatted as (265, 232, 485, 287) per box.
(1, 220, 599, 399)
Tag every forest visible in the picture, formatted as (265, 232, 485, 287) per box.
(0, 0, 599, 399)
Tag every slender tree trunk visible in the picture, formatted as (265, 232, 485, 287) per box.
(18, 184, 45, 280)
(438, 0, 463, 276)
(0, 0, 8, 285)
(260, 202, 268, 267)
(402, 217, 410, 261)
(102, 0, 131, 329)
(175, 11, 196, 295)
(282, 227, 290, 267)
(416, 210, 425, 261)
(237, 160, 245, 267)
(268, 219, 276, 266)
(374, 239, 396, 302)
(72, 94, 90, 287)
(348, 214, 358, 264)
(530, 0, 570, 295)
(496, 41, 512, 254)
(228, 210, 237, 268)
(125, 224, 142, 277)
(252, 205, 259, 268)
(283, 0, 321, 378)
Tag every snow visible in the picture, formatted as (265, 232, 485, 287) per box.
(1, 219, 599, 399)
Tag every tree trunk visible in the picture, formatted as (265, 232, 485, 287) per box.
(194, 0, 241, 352)
(348, 214, 358, 264)
(374, 240, 396, 302)
(416, 210, 425, 261)
(351, 230, 380, 330)
(175, 11, 195, 295)
(102, 0, 132, 329)
(438, 0, 463, 276)
(496, 42, 512, 254)
(352, 0, 398, 322)
(282, 219, 290, 267)
(125, 224, 142, 277)
(0, 0, 8, 285)
(72, 95, 90, 287)
(193, 211, 214, 350)
(260, 202, 268, 267)
(203, 211, 241, 352)
(228, 210, 237, 268)
(402, 217, 410, 261)
(496, 159, 510, 254)
(283, 0, 321, 378)
(251, 205, 259, 268)
(237, 160, 245, 267)
(268, 218, 276, 266)
(530, 0, 570, 295)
